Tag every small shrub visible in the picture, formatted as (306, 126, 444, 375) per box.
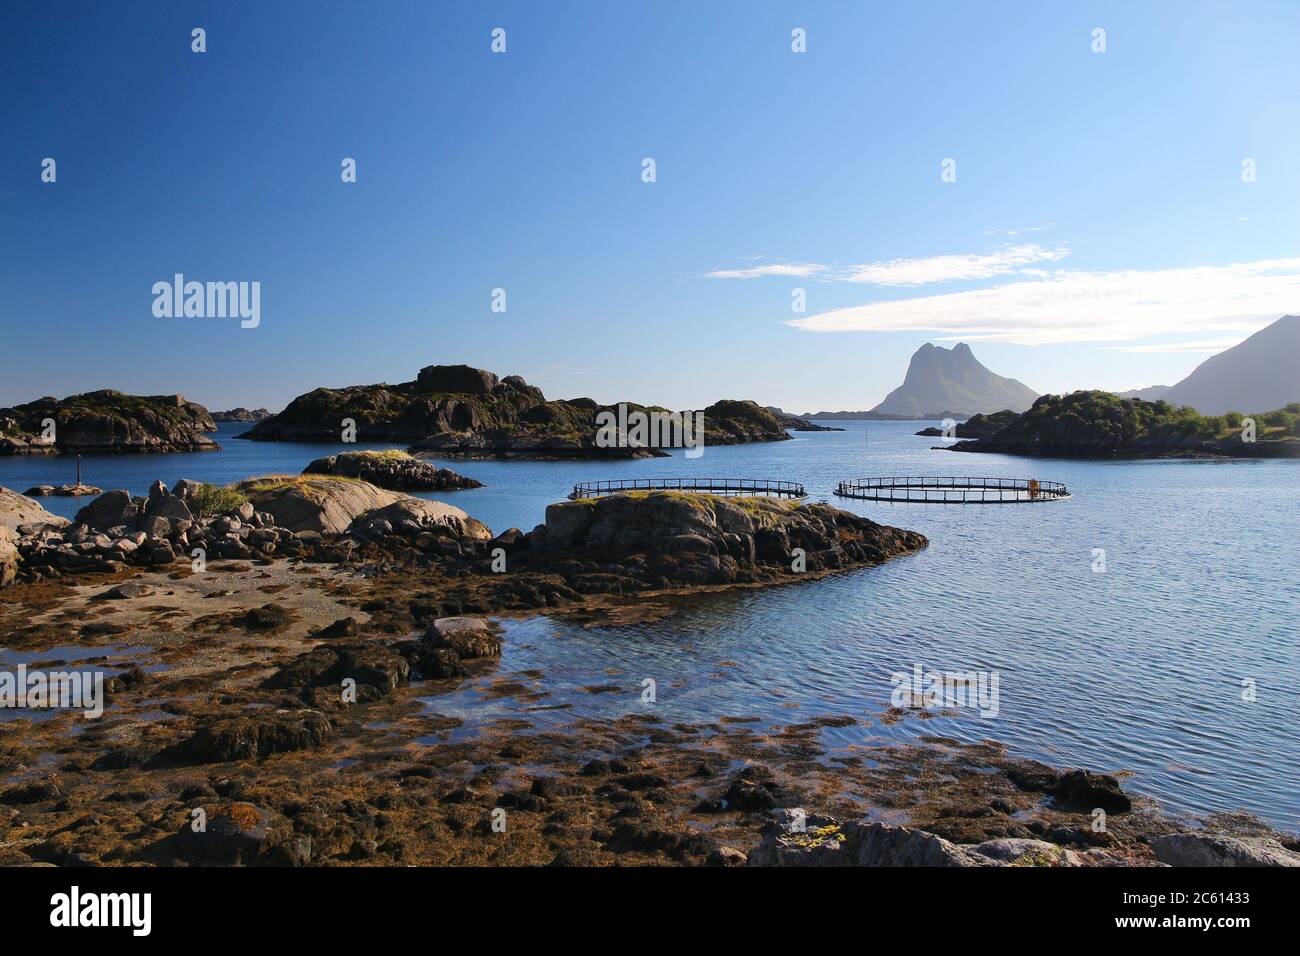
(189, 482, 250, 518)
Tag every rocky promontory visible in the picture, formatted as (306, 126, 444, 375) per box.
(915, 410, 1017, 438)
(303, 450, 482, 492)
(241, 364, 791, 458)
(946, 391, 1300, 458)
(500, 491, 927, 593)
(0, 389, 218, 455)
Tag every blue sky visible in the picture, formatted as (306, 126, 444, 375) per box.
(3, 1, 1298, 413)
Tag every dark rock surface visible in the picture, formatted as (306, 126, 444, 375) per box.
(303, 450, 482, 491)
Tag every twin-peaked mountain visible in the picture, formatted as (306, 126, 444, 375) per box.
(867, 343, 1039, 418)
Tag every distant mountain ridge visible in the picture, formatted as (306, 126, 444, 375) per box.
(867, 342, 1039, 418)
(1159, 315, 1300, 414)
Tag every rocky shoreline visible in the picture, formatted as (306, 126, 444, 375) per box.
(1, 481, 1295, 867)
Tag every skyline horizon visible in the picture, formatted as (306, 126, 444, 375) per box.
(4, 317, 1288, 417)
(5, 2, 1299, 412)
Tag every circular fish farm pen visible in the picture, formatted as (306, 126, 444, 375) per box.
(834, 476, 1071, 504)
(569, 478, 807, 500)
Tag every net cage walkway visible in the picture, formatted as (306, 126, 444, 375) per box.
(569, 478, 807, 500)
(833, 476, 1071, 504)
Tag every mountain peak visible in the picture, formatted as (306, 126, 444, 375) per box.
(868, 342, 1038, 418)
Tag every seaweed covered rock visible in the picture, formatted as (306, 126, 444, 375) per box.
(265, 643, 411, 701)
(161, 710, 332, 764)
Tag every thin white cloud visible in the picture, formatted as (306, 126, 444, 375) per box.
(786, 256, 1300, 346)
(705, 243, 1067, 286)
(1104, 338, 1245, 354)
(705, 262, 825, 279)
(982, 222, 1056, 238)
(841, 244, 1069, 286)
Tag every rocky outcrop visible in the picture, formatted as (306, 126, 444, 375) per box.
(211, 407, 272, 422)
(303, 450, 482, 491)
(507, 491, 926, 591)
(242, 363, 791, 458)
(0, 389, 218, 454)
(915, 409, 1017, 438)
(1152, 832, 1300, 867)
(22, 484, 102, 497)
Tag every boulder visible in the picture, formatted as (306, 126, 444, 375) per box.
(1052, 769, 1132, 813)
(746, 810, 852, 866)
(74, 489, 140, 531)
(0, 525, 17, 587)
(422, 617, 501, 658)
(0, 486, 67, 532)
(1152, 833, 1300, 867)
(966, 838, 1082, 866)
(347, 497, 492, 541)
(145, 493, 193, 522)
(234, 476, 403, 534)
(848, 822, 986, 867)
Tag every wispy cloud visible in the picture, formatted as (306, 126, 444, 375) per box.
(704, 262, 826, 279)
(840, 244, 1069, 286)
(705, 243, 1068, 286)
(786, 256, 1300, 346)
(982, 223, 1056, 238)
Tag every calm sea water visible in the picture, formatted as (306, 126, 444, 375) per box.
(3, 422, 1297, 828)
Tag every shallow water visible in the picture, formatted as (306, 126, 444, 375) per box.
(2, 422, 1297, 827)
